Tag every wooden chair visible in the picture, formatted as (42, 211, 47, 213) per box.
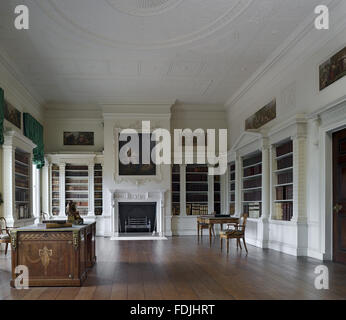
(199, 212, 216, 237)
(0, 217, 12, 255)
(220, 213, 248, 254)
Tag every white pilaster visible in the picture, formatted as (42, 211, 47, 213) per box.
(180, 164, 186, 216)
(2, 145, 15, 227)
(88, 163, 95, 216)
(59, 163, 66, 217)
(208, 167, 214, 213)
(257, 138, 270, 248)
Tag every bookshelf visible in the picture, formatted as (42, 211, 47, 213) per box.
(186, 164, 208, 215)
(214, 175, 220, 214)
(15, 149, 31, 220)
(94, 163, 103, 215)
(273, 140, 293, 221)
(65, 164, 89, 216)
(51, 164, 60, 215)
(229, 162, 236, 215)
(172, 164, 180, 215)
(242, 152, 262, 219)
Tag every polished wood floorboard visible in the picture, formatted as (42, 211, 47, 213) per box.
(0, 236, 346, 300)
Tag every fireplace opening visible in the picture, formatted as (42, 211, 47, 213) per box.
(118, 202, 157, 233)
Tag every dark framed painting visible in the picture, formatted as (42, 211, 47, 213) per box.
(63, 132, 94, 146)
(245, 99, 276, 130)
(118, 133, 156, 176)
(319, 46, 346, 91)
(4, 100, 21, 129)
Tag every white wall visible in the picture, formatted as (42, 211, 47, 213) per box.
(225, 1, 346, 259)
(44, 105, 104, 153)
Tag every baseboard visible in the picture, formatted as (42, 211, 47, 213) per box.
(268, 240, 308, 257)
(307, 249, 324, 260)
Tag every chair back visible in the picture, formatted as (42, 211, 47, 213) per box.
(0, 217, 7, 235)
(240, 213, 248, 230)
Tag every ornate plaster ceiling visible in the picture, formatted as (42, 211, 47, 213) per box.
(0, 0, 324, 106)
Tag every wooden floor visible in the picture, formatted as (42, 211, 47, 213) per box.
(0, 236, 346, 300)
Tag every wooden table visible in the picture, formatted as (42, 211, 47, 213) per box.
(10, 222, 96, 287)
(197, 216, 239, 246)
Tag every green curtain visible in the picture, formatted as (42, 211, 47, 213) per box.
(0, 88, 4, 145)
(23, 113, 44, 169)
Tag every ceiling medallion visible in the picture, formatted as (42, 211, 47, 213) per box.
(106, 0, 184, 16)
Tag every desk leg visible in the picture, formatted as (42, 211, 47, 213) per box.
(197, 222, 200, 239)
(209, 225, 212, 247)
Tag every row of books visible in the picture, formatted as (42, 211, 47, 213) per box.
(172, 204, 180, 215)
(15, 189, 29, 202)
(186, 184, 208, 192)
(95, 185, 102, 191)
(52, 200, 59, 206)
(52, 171, 59, 177)
(186, 166, 208, 173)
(230, 172, 235, 180)
(186, 204, 208, 215)
(172, 175, 180, 182)
(94, 200, 102, 207)
(243, 176, 262, 189)
(172, 195, 180, 203)
(66, 193, 88, 199)
(186, 194, 208, 202)
(274, 202, 293, 221)
(276, 141, 293, 157)
(15, 152, 29, 164)
(276, 185, 293, 200)
(277, 155, 293, 170)
(244, 203, 261, 218)
(230, 194, 235, 202)
(15, 178, 29, 188)
(66, 171, 88, 177)
(66, 178, 88, 184)
(243, 190, 262, 202)
(186, 174, 208, 182)
(243, 164, 262, 177)
(16, 204, 31, 220)
(15, 164, 28, 176)
(65, 165, 88, 170)
(94, 171, 102, 177)
(277, 171, 293, 185)
(230, 204, 235, 215)
(95, 177, 102, 183)
(243, 154, 262, 167)
(66, 185, 88, 191)
(52, 208, 60, 215)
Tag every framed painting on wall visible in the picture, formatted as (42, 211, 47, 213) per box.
(63, 132, 94, 146)
(118, 133, 156, 176)
(319, 46, 346, 91)
(4, 100, 21, 129)
(245, 99, 276, 130)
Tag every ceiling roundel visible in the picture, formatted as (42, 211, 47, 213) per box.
(106, 0, 184, 16)
(34, 0, 254, 49)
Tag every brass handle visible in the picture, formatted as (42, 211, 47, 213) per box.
(334, 203, 343, 214)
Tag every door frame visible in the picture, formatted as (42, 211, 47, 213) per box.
(319, 102, 346, 261)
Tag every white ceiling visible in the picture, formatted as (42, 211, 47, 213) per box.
(0, 0, 322, 107)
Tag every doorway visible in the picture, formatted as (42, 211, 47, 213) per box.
(333, 128, 346, 264)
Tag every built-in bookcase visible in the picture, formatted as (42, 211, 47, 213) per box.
(15, 149, 31, 220)
(229, 162, 236, 215)
(214, 175, 220, 214)
(172, 164, 180, 215)
(186, 164, 208, 215)
(65, 164, 89, 216)
(51, 164, 60, 215)
(242, 152, 262, 219)
(94, 163, 103, 216)
(273, 140, 293, 221)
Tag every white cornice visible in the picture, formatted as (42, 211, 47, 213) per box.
(224, 0, 342, 109)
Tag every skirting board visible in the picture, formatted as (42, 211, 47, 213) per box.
(110, 235, 168, 241)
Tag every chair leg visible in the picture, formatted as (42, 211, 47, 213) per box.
(5, 243, 8, 255)
(243, 237, 248, 253)
(238, 239, 242, 250)
(220, 237, 223, 251)
(226, 238, 229, 254)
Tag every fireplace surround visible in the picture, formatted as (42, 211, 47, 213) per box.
(110, 189, 167, 240)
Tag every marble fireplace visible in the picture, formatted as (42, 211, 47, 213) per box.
(110, 190, 167, 240)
